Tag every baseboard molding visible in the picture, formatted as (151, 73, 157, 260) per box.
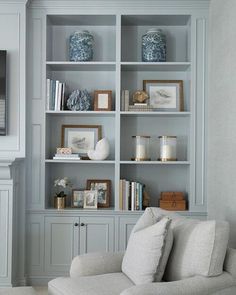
(12, 277, 27, 287)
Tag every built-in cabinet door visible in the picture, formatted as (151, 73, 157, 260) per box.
(79, 216, 114, 254)
(118, 216, 140, 251)
(45, 216, 79, 274)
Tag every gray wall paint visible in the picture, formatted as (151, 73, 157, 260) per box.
(208, 0, 236, 247)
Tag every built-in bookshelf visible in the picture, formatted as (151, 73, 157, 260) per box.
(30, 12, 206, 213)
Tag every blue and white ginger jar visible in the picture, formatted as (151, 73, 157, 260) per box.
(142, 28, 166, 62)
(69, 30, 94, 61)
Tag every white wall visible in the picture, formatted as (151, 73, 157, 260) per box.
(208, 0, 236, 247)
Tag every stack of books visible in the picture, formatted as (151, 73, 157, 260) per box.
(53, 154, 81, 160)
(128, 103, 154, 112)
(46, 79, 66, 111)
(119, 179, 145, 211)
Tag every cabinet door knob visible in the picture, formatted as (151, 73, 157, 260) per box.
(74, 223, 79, 227)
(80, 223, 85, 226)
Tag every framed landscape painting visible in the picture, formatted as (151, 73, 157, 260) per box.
(143, 80, 184, 111)
(61, 125, 102, 157)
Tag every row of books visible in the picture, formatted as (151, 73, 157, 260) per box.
(46, 79, 66, 111)
(119, 179, 145, 211)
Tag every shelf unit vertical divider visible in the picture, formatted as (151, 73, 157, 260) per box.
(42, 11, 47, 209)
(115, 14, 121, 211)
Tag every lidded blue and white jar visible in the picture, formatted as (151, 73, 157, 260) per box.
(142, 28, 166, 62)
(69, 30, 94, 61)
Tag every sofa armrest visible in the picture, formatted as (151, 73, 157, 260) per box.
(120, 273, 235, 295)
(224, 248, 236, 279)
(70, 252, 124, 278)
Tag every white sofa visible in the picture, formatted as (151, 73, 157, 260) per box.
(48, 208, 236, 295)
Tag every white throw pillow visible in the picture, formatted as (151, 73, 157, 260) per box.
(122, 216, 171, 285)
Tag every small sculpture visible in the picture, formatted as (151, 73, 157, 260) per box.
(133, 90, 149, 103)
(88, 138, 110, 161)
(67, 89, 92, 111)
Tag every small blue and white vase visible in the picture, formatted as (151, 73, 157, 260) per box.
(142, 28, 166, 62)
(69, 30, 94, 61)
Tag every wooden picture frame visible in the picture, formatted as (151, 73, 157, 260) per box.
(94, 90, 112, 111)
(143, 80, 184, 111)
(87, 179, 111, 208)
(83, 190, 98, 209)
(61, 125, 102, 157)
(71, 189, 84, 208)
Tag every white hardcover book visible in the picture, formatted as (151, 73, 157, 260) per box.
(58, 82, 62, 110)
(46, 79, 51, 110)
(124, 90, 129, 111)
(53, 156, 81, 160)
(54, 80, 60, 111)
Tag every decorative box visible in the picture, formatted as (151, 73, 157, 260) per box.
(160, 191, 184, 201)
(159, 200, 186, 211)
(159, 191, 186, 211)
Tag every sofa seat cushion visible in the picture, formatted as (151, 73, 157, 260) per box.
(148, 208, 230, 281)
(48, 272, 134, 295)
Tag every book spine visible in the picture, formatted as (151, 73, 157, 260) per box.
(51, 80, 56, 110)
(124, 90, 129, 111)
(119, 180, 123, 210)
(125, 181, 130, 211)
(131, 182, 135, 211)
(58, 82, 62, 110)
(54, 80, 60, 111)
(122, 179, 126, 211)
(46, 79, 50, 110)
(139, 184, 143, 211)
(121, 90, 125, 111)
(61, 83, 65, 110)
(136, 182, 139, 210)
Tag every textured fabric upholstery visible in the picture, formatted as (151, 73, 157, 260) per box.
(149, 208, 229, 280)
(122, 216, 171, 285)
(120, 272, 235, 295)
(70, 252, 124, 278)
(224, 248, 236, 279)
(48, 273, 133, 295)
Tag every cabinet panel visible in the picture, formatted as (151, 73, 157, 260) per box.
(45, 216, 79, 273)
(80, 216, 114, 254)
(26, 214, 44, 275)
(118, 216, 140, 251)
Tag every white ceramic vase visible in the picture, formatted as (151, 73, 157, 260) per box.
(88, 138, 110, 161)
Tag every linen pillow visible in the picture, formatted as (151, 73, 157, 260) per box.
(163, 218, 229, 281)
(122, 216, 171, 285)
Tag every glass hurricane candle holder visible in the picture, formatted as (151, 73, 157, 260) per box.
(132, 135, 151, 161)
(159, 136, 177, 161)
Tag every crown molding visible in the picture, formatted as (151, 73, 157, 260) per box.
(29, 0, 210, 10)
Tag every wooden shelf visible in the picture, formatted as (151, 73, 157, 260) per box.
(120, 161, 190, 165)
(120, 62, 191, 72)
(45, 159, 115, 164)
(46, 61, 116, 71)
(120, 111, 191, 117)
(46, 110, 116, 116)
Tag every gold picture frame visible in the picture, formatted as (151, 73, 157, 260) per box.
(143, 80, 184, 111)
(94, 90, 112, 111)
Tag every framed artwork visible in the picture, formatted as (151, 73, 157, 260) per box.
(94, 90, 112, 111)
(71, 189, 84, 208)
(61, 125, 102, 156)
(83, 190, 98, 209)
(143, 80, 184, 111)
(87, 179, 111, 208)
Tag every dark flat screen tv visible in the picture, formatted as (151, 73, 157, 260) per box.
(0, 50, 6, 135)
